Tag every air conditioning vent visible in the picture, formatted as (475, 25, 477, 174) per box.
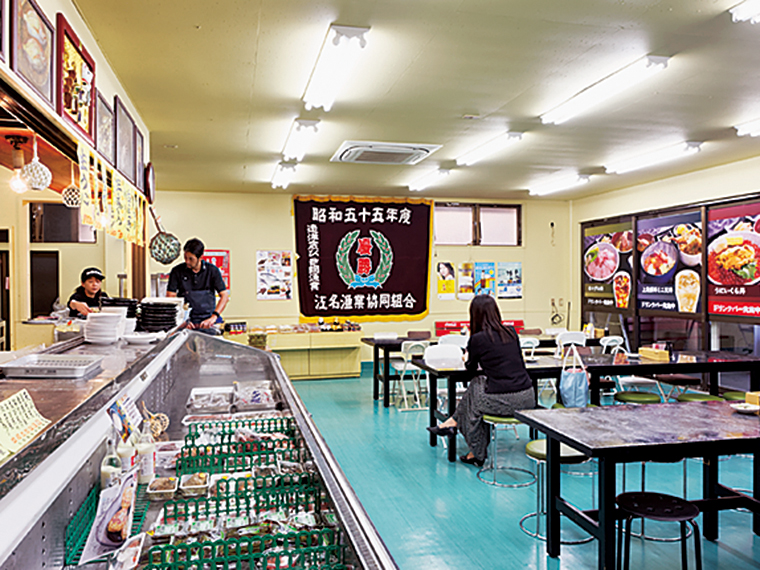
(331, 141, 441, 165)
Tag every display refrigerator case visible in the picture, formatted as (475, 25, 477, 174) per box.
(0, 331, 397, 569)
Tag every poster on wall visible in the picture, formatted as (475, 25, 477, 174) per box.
(293, 196, 432, 319)
(582, 221, 633, 312)
(474, 262, 496, 296)
(457, 262, 474, 301)
(203, 250, 230, 290)
(436, 261, 456, 300)
(257, 251, 292, 300)
(707, 202, 760, 317)
(637, 211, 702, 314)
(497, 262, 522, 299)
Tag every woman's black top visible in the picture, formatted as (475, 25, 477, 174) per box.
(465, 328, 532, 394)
(67, 287, 108, 318)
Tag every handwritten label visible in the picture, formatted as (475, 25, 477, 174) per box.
(0, 389, 50, 453)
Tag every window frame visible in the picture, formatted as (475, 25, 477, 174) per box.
(434, 202, 522, 246)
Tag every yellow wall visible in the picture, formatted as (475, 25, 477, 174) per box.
(569, 154, 760, 326)
(150, 190, 573, 359)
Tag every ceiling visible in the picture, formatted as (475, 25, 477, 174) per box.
(72, 0, 760, 200)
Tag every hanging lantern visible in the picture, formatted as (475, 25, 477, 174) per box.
(61, 162, 80, 208)
(21, 134, 52, 191)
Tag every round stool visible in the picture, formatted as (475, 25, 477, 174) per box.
(477, 415, 536, 488)
(615, 391, 661, 405)
(519, 439, 593, 544)
(616, 492, 702, 570)
(675, 393, 724, 403)
(722, 391, 745, 401)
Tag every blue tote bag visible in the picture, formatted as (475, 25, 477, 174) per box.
(558, 344, 589, 408)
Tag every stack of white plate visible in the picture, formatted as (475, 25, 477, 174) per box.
(84, 313, 122, 344)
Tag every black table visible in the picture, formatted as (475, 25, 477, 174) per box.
(361, 337, 413, 408)
(514, 402, 760, 570)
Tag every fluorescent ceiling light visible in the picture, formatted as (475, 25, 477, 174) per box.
(540, 55, 669, 125)
(282, 119, 320, 162)
(730, 0, 760, 23)
(528, 172, 590, 196)
(735, 118, 760, 137)
(271, 162, 297, 189)
(408, 168, 450, 192)
(605, 141, 702, 174)
(302, 24, 370, 112)
(455, 132, 523, 166)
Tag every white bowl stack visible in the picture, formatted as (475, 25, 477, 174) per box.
(84, 312, 123, 344)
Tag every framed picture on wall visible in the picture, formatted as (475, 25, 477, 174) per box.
(11, 0, 54, 105)
(0, 2, 5, 63)
(135, 128, 144, 191)
(95, 90, 115, 165)
(114, 95, 135, 183)
(56, 13, 95, 141)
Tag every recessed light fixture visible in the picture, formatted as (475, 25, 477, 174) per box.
(282, 119, 320, 162)
(540, 55, 669, 125)
(302, 24, 370, 112)
(455, 131, 523, 166)
(163, 144, 179, 149)
(605, 141, 702, 174)
(271, 162, 297, 189)
(528, 172, 590, 196)
(408, 168, 450, 192)
(735, 118, 760, 137)
(730, 0, 760, 23)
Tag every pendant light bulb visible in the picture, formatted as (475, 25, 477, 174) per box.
(9, 170, 28, 194)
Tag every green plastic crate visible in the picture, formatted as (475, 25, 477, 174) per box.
(184, 417, 298, 444)
(176, 446, 307, 476)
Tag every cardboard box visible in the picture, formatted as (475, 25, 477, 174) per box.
(746, 391, 760, 406)
(638, 346, 670, 362)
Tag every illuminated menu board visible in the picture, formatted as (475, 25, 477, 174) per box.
(707, 202, 760, 318)
(637, 211, 702, 314)
(582, 221, 633, 312)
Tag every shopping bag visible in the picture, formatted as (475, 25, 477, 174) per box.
(558, 345, 589, 408)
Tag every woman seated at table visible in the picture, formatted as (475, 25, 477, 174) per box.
(427, 295, 535, 467)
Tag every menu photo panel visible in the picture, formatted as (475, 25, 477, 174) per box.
(637, 210, 702, 314)
(707, 201, 760, 318)
(582, 220, 633, 312)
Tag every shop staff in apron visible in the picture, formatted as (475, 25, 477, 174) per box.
(167, 238, 229, 330)
(68, 267, 109, 317)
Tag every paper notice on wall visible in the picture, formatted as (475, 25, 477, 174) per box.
(474, 261, 496, 297)
(457, 262, 474, 301)
(0, 389, 50, 453)
(498, 262, 522, 299)
(257, 251, 293, 300)
(436, 261, 456, 300)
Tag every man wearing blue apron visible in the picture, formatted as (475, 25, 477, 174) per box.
(167, 238, 229, 332)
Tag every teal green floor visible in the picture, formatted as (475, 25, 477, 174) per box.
(294, 374, 760, 569)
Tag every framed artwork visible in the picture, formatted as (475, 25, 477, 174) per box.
(95, 90, 115, 165)
(56, 13, 95, 140)
(11, 0, 54, 105)
(114, 96, 135, 183)
(135, 127, 144, 191)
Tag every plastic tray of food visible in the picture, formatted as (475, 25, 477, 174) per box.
(0, 354, 104, 378)
(186, 387, 233, 413)
(232, 380, 277, 411)
(147, 477, 179, 501)
(180, 472, 209, 496)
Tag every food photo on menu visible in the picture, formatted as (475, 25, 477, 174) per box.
(707, 203, 760, 317)
(637, 211, 702, 314)
(582, 223, 633, 311)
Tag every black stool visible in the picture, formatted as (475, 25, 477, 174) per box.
(616, 492, 702, 570)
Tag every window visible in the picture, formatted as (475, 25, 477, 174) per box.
(434, 203, 521, 246)
(29, 203, 96, 243)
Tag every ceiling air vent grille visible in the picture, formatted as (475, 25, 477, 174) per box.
(331, 141, 441, 165)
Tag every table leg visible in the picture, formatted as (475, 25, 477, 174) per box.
(383, 348, 391, 408)
(448, 375, 457, 463)
(372, 345, 380, 401)
(598, 457, 617, 570)
(709, 371, 719, 396)
(702, 454, 719, 540)
(429, 374, 437, 447)
(590, 373, 601, 406)
(754, 450, 760, 535)
(546, 437, 561, 557)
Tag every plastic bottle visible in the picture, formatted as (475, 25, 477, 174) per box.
(116, 432, 137, 472)
(100, 438, 122, 489)
(136, 419, 156, 484)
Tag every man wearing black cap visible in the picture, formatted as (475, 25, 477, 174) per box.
(68, 267, 109, 318)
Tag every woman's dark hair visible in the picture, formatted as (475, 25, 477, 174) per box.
(184, 238, 205, 258)
(469, 294, 516, 343)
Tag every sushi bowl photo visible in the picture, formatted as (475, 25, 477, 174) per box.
(584, 242, 619, 282)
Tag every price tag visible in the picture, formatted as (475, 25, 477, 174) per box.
(108, 395, 144, 441)
(0, 389, 51, 453)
